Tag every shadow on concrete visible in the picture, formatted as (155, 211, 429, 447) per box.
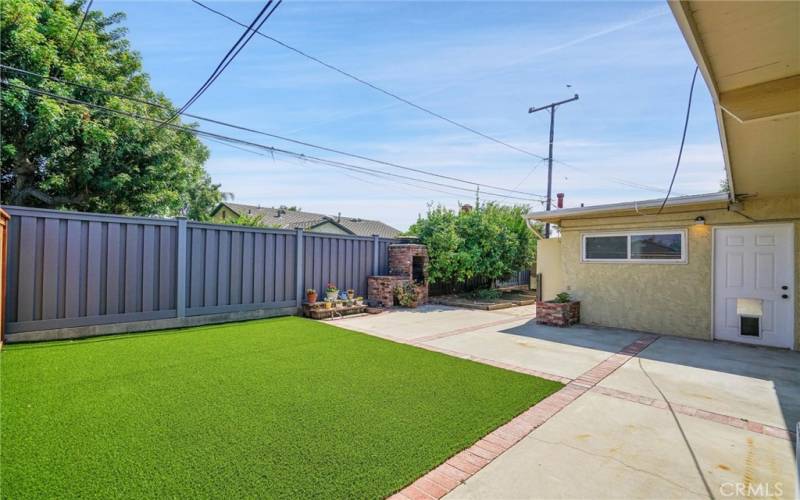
(498, 319, 800, 440)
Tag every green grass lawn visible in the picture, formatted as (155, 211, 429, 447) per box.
(1, 316, 562, 498)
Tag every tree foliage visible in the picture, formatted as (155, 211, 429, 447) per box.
(1, 0, 221, 219)
(407, 203, 538, 284)
(219, 213, 269, 228)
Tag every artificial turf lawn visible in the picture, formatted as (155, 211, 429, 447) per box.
(1, 316, 562, 498)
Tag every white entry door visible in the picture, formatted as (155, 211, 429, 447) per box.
(714, 224, 795, 348)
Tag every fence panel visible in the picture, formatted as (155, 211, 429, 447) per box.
(2, 207, 399, 338)
(184, 222, 297, 316)
(302, 233, 384, 298)
(3, 207, 178, 333)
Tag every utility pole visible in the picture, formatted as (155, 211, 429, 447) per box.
(528, 94, 579, 238)
(475, 185, 480, 209)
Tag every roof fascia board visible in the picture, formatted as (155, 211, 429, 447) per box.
(527, 192, 729, 221)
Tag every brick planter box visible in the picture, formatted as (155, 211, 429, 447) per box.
(536, 301, 580, 327)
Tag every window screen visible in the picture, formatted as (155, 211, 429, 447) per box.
(585, 236, 627, 260)
(630, 233, 682, 260)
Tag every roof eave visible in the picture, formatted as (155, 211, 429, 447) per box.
(527, 192, 729, 222)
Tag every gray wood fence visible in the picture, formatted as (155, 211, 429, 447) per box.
(2, 206, 394, 337)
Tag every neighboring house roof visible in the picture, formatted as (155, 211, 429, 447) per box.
(212, 202, 402, 238)
(527, 192, 729, 223)
(669, 0, 799, 198)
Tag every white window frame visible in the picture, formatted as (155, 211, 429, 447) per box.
(581, 229, 688, 264)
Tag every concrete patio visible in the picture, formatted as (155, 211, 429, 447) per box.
(334, 305, 799, 499)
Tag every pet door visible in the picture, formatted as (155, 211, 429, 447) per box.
(736, 298, 762, 337)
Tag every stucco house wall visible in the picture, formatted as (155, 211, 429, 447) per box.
(536, 238, 564, 302)
(556, 196, 799, 348)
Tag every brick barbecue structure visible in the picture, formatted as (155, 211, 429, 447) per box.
(535, 300, 580, 327)
(368, 244, 429, 308)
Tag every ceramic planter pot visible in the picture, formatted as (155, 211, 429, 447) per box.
(306, 291, 317, 304)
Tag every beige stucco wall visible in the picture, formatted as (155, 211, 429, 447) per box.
(211, 206, 238, 223)
(537, 238, 565, 301)
(556, 195, 799, 349)
(308, 222, 349, 235)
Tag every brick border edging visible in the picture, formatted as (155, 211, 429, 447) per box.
(591, 386, 796, 442)
(388, 334, 659, 500)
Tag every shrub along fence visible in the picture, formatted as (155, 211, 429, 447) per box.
(2, 206, 394, 342)
(428, 269, 532, 297)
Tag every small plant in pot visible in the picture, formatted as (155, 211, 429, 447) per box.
(306, 288, 317, 304)
(355, 296, 364, 305)
(323, 299, 332, 309)
(325, 282, 338, 301)
(347, 288, 355, 300)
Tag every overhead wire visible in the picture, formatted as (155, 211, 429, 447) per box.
(0, 64, 545, 199)
(191, 0, 677, 197)
(66, 0, 94, 53)
(191, 0, 545, 161)
(657, 66, 699, 214)
(159, 0, 282, 127)
(1, 80, 543, 204)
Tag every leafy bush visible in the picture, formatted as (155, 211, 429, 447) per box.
(407, 203, 539, 284)
(393, 282, 419, 308)
(554, 292, 572, 303)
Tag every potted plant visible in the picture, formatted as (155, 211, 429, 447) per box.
(355, 296, 364, 306)
(346, 289, 355, 299)
(536, 292, 580, 327)
(323, 299, 332, 309)
(325, 282, 338, 301)
(306, 288, 317, 304)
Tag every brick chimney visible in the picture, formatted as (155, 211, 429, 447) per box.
(460, 204, 473, 214)
(556, 193, 564, 209)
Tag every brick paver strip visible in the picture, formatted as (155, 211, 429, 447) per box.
(590, 385, 796, 442)
(387, 333, 658, 499)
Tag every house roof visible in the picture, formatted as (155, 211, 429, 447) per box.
(527, 192, 728, 223)
(213, 202, 402, 238)
(669, 1, 800, 198)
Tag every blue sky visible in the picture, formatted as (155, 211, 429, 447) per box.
(113, 0, 725, 230)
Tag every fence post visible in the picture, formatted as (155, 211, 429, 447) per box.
(295, 228, 304, 306)
(175, 217, 187, 318)
(372, 234, 380, 276)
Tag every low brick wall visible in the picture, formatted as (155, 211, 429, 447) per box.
(536, 301, 580, 327)
(368, 276, 404, 307)
(367, 276, 428, 308)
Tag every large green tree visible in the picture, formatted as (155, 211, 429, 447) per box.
(407, 203, 539, 285)
(1, 0, 221, 219)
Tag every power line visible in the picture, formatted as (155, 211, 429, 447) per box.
(67, 0, 94, 53)
(0, 64, 545, 198)
(190, 1, 678, 198)
(1, 81, 543, 204)
(657, 66, 699, 214)
(160, 0, 282, 127)
(191, 0, 544, 160)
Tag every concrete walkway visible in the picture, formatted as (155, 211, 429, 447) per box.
(333, 305, 799, 499)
